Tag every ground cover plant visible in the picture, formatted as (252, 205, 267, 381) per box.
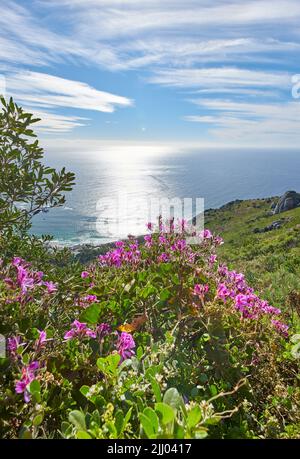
(0, 100, 299, 439)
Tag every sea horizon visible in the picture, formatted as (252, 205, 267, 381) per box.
(31, 146, 300, 247)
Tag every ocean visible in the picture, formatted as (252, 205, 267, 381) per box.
(31, 147, 300, 246)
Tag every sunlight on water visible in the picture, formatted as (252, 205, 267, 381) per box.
(31, 146, 300, 246)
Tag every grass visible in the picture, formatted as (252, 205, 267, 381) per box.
(205, 197, 300, 310)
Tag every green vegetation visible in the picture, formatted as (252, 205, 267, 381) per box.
(0, 100, 299, 439)
(206, 198, 300, 310)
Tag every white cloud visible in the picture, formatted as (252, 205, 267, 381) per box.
(149, 67, 290, 89)
(6, 71, 132, 113)
(184, 99, 300, 145)
(24, 109, 89, 133)
(1, 0, 300, 144)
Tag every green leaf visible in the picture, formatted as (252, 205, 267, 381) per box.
(32, 413, 44, 427)
(80, 385, 90, 397)
(148, 375, 162, 402)
(187, 405, 202, 429)
(139, 413, 155, 438)
(123, 407, 133, 432)
(137, 346, 144, 360)
(143, 407, 159, 434)
(29, 379, 41, 395)
(76, 431, 92, 439)
(79, 303, 101, 324)
(160, 289, 171, 302)
(155, 402, 175, 425)
(163, 387, 183, 410)
(115, 410, 124, 436)
(194, 428, 208, 439)
(69, 410, 86, 431)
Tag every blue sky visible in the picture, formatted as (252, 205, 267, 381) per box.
(1, 0, 300, 148)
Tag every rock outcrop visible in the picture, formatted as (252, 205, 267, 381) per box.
(273, 191, 300, 214)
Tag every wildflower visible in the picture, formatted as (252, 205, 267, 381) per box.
(158, 252, 169, 263)
(271, 319, 289, 338)
(8, 336, 23, 359)
(177, 218, 188, 232)
(146, 222, 153, 231)
(116, 332, 136, 362)
(214, 235, 224, 245)
(12, 257, 26, 267)
(81, 271, 89, 279)
(35, 330, 48, 351)
(234, 294, 259, 319)
(15, 361, 39, 403)
(193, 284, 209, 297)
(209, 254, 217, 264)
(218, 265, 229, 277)
(83, 294, 98, 303)
(64, 320, 96, 340)
(16, 265, 35, 294)
(217, 283, 231, 302)
(144, 234, 153, 248)
(200, 229, 213, 240)
(43, 281, 57, 294)
(159, 235, 167, 245)
(115, 241, 125, 249)
(171, 239, 187, 252)
(96, 323, 111, 340)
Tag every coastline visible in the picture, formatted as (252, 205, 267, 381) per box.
(68, 194, 283, 264)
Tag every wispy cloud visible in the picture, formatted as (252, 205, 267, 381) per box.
(184, 99, 300, 145)
(1, 0, 300, 143)
(149, 67, 290, 89)
(7, 71, 133, 113)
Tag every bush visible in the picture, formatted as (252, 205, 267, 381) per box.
(0, 224, 299, 439)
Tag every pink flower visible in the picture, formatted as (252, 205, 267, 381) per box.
(215, 236, 224, 245)
(200, 229, 213, 240)
(171, 239, 187, 252)
(64, 320, 96, 340)
(43, 281, 57, 294)
(271, 319, 289, 338)
(12, 257, 26, 267)
(116, 332, 136, 362)
(115, 241, 125, 249)
(81, 271, 89, 279)
(159, 235, 167, 245)
(193, 284, 209, 297)
(15, 361, 39, 403)
(158, 252, 169, 263)
(16, 265, 35, 294)
(217, 283, 231, 302)
(144, 234, 153, 248)
(209, 254, 217, 264)
(177, 219, 188, 232)
(35, 330, 48, 350)
(96, 323, 111, 340)
(8, 336, 23, 359)
(146, 222, 153, 231)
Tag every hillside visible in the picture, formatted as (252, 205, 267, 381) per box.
(206, 197, 300, 310)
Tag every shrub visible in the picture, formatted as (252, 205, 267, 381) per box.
(0, 222, 299, 439)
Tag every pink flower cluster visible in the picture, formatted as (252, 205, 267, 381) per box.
(98, 240, 141, 267)
(15, 361, 39, 403)
(64, 320, 96, 340)
(216, 265, 284, 326)
(3, 257, 57, 297)
(116, 332, 136, 362)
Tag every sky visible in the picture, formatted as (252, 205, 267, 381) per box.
(1, 0, 300, 148)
